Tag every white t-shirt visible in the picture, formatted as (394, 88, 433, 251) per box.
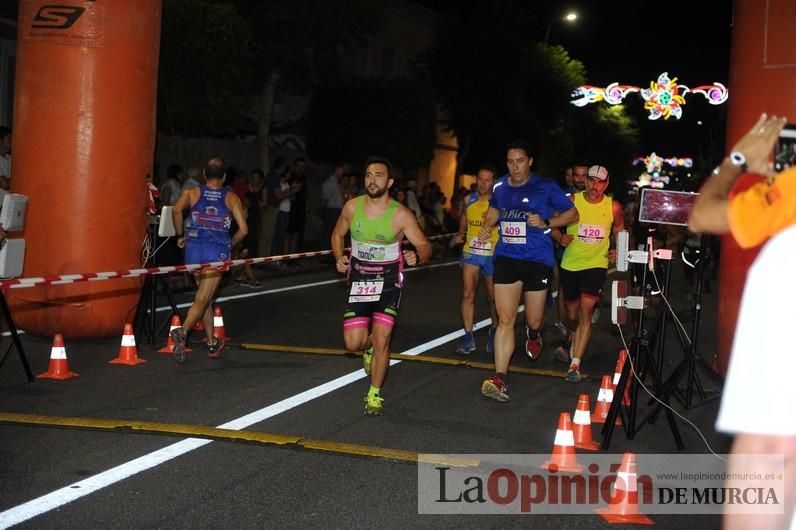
(0, 154, 10, 181)
(716, 224, 796, 435)
(278, 180, 291, 213)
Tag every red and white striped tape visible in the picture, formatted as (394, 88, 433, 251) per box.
(0, 233, 456, 290)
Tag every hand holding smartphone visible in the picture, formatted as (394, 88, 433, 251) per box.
(774, 124, 796, 172)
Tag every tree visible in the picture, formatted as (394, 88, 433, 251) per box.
(306, 78, 437, 170)
(158, 0, 253, 136)
(233, 0, 388, 171)
(416, 2, 638, 188)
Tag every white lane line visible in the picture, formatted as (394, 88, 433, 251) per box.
(155, 260, 459, 312)
(0, 314, 488, 528)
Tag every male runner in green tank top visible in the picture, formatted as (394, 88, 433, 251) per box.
(556, 165, 624, 383)
(331, 157, 432, 415)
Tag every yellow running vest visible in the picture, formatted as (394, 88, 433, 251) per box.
(463, 196, 498, 255)
(561, 193, 613, 271)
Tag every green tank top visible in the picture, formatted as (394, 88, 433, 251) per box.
(350, 195, 401, 263)
(561, 192, 613, 271)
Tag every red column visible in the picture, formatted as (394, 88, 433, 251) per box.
(8, 1, 162, 338)
(719, 0, 796, 373)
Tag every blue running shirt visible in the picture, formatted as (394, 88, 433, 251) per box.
(185, 184, 232, 248)
(489, 174, 572, 267)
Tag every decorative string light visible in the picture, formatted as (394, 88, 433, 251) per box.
(633, 152, 693, 174)
(571, 72, 728, 120)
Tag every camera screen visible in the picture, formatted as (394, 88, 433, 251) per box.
(774, 125, 796, 172)
(638, 188, 700, 226)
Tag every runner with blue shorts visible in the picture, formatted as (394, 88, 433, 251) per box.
(454, 165, 499, 355)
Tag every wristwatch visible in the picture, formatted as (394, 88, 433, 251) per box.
(729, 152, 748, 172)
(544, 219, 551, 228)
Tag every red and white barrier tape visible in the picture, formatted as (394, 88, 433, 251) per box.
(0, 232, 456, 290)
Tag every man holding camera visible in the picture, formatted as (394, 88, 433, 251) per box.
(690, 113, 795, 530)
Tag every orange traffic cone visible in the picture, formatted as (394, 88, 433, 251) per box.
(611, 349, 631, 406)
(36, 333, 79, 380)
(596, 452, 654, 525)
(109, 323, 147, 366)
(541, 412, 583, 473)
(592, 375, 621, 426)
(572, 394, 600, 451)
(213, 306, 229, 342)
(158, 315, 192, 354)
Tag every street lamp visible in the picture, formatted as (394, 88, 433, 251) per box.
(544, 11, 578, 45)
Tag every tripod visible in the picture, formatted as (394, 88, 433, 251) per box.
(0, 290, 33, 382)
(651, 234, 723, 416)
(133, 221, 180, 344)
(601, 238, 685, 450)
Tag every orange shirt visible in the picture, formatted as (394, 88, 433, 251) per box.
(728, 167, 796, 248)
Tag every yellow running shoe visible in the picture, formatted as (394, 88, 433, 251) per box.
(363, 393, 384, 415)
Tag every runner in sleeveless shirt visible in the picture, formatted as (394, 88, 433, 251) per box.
(170, 157, 248, 363)
(556, 165, 624, 382)
(332, 157, 431, 415)
(453, 165, 499, 354)
(477, 141, 578, 402)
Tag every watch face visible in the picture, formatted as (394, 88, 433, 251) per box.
(730, 152, 746, 166)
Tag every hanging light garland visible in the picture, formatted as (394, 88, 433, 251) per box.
(571, 72, 728, 120)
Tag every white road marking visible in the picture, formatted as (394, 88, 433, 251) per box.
(0, 314, 490, 528)
(154, 260, 459, 312)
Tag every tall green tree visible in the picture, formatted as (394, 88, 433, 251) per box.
(416, 2, 638, 187)
(233, 0, 388, 171)
(158, 0, 253, 136)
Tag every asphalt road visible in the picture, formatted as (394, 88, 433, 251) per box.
(0, 255, 728, 528)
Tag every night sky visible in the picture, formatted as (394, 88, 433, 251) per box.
(419, 0, 734, 162)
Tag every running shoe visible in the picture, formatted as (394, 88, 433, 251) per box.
(553, 321, 569, 338)
(554, 341, 571, 364)
(362, 346, 373, 375)
(565, 364, 582, 383)
(456, 332, 476, 355)
(525, 326, 543, 360)
(481, 375, 509, 402)
(591, 307, 601, 324)
(363, 393, 384, 415)
(207, 335, 225, 359)
(486, 327, 496, 354)
(170, 327, 188, 364)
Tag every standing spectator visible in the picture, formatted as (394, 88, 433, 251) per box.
(183, 167, 201, 191)
(322, 162, 348, 250)
(260, 157, 287, 258)
(0, 126, 11, 190)
(405, 178, 423, 221)
(270, 163, 301, 261)
(160, 164, 183, 207)
(285, 158, 308, 261)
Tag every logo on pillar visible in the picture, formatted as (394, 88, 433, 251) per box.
(32, 6, 86, 30)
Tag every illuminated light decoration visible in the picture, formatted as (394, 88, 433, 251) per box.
(570, 72, 728, 120)
(633, 152, 693, 173)
(641, 72, 686, 120)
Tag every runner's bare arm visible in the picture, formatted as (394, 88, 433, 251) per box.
(454, 209, 468, 244)
(397, 206, 431, 266)
(332, 199, 355, 273)
(172, 188, 197, 248)
(227, 193, 248, 248)
(478, 207, 500, 241)
(612, 200, 625, 236)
